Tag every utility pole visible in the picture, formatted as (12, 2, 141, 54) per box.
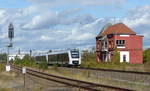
(18, 48, 21, 55)
(29, 50, 32, 57)
(6, 23, 14, 72)
(22, 67, 26, 88)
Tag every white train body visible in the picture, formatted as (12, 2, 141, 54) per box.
(35, 50, 81, 66)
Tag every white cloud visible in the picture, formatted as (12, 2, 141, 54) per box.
(72, 33, 94, 41)
(0, 34, 8, 39)
(63, 18, 106, 44)
(121, 5, 150, 48)
(22, 12, 57, 30)
(1, 4, 150, 52)
(0, 9, 6, 19)
(0, 9, 8, 25)
(123, 5, 150, 28)
(0, 7, 107, 50)
(28, 0, 125, 7)
(22, 9, 96, 30)
(22, 6, 39, 15)
(14, 37, 26, 42)
(40, 35, 53, 41)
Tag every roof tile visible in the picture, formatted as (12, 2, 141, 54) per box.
(97, 23, 136, 37)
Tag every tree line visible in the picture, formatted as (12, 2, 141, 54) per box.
(0, 54, 48, 70)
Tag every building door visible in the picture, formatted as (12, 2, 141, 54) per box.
(120, 51, 129, 63)
(123, 55, 126, 62)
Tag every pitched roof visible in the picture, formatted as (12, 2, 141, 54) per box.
(97, 23, 136, 37)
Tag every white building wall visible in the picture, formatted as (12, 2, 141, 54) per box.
(9, 54, 25, 61)
(120, 35, 130, 37)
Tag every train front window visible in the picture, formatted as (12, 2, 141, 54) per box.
(71, 51, 79, 58)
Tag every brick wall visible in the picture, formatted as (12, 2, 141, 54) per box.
(114, 35, 143, 64)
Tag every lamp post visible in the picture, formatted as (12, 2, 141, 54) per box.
(6, 23, 14, 72)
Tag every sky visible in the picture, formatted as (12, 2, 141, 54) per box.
(0, 0, 150, 53)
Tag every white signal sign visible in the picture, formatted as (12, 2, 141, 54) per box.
(22, 67, 26, 74)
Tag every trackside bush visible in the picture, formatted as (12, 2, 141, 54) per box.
(0, 64, 5, 71)
(0, 53, 7, 63)
(14, 54, 36, 67)
(38, 56, 48, 70)
(111, 48, 120, 64)
(14, 56, 22, 65)
(13, 54, 48, 70)
(81, 50, 122, 68)
(143, 48, 150, 64)
(81, 50, 97, 67)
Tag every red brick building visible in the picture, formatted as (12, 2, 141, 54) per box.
(96, 23, 143, 64)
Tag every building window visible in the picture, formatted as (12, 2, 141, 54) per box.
(116, 40, 125, 47)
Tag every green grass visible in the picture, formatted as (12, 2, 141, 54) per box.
(81, 54, 150, 72)
(0, 88, 13, 91)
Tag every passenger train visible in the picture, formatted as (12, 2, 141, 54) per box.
(34, 50, 81, 66)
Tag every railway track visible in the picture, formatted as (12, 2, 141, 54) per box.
(11, 65, 134, 91)
(53, 66, 150, 91)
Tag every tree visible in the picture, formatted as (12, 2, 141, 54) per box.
(143, 48, 150, 63)
(82, 50, 89, 62)
(14, 56, 22, 65)
(112, 49, 120, 63)
(14, 55, 36, 66)
(38, 56, 48, 71)
(0, 53, 7, 62)
(81, 50, 97, 67)
(22, 54, 31, 66)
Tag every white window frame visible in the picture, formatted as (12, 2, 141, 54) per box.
(116, 40, 125, 48)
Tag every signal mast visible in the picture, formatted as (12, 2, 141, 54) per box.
(6, 23, 14, 71)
